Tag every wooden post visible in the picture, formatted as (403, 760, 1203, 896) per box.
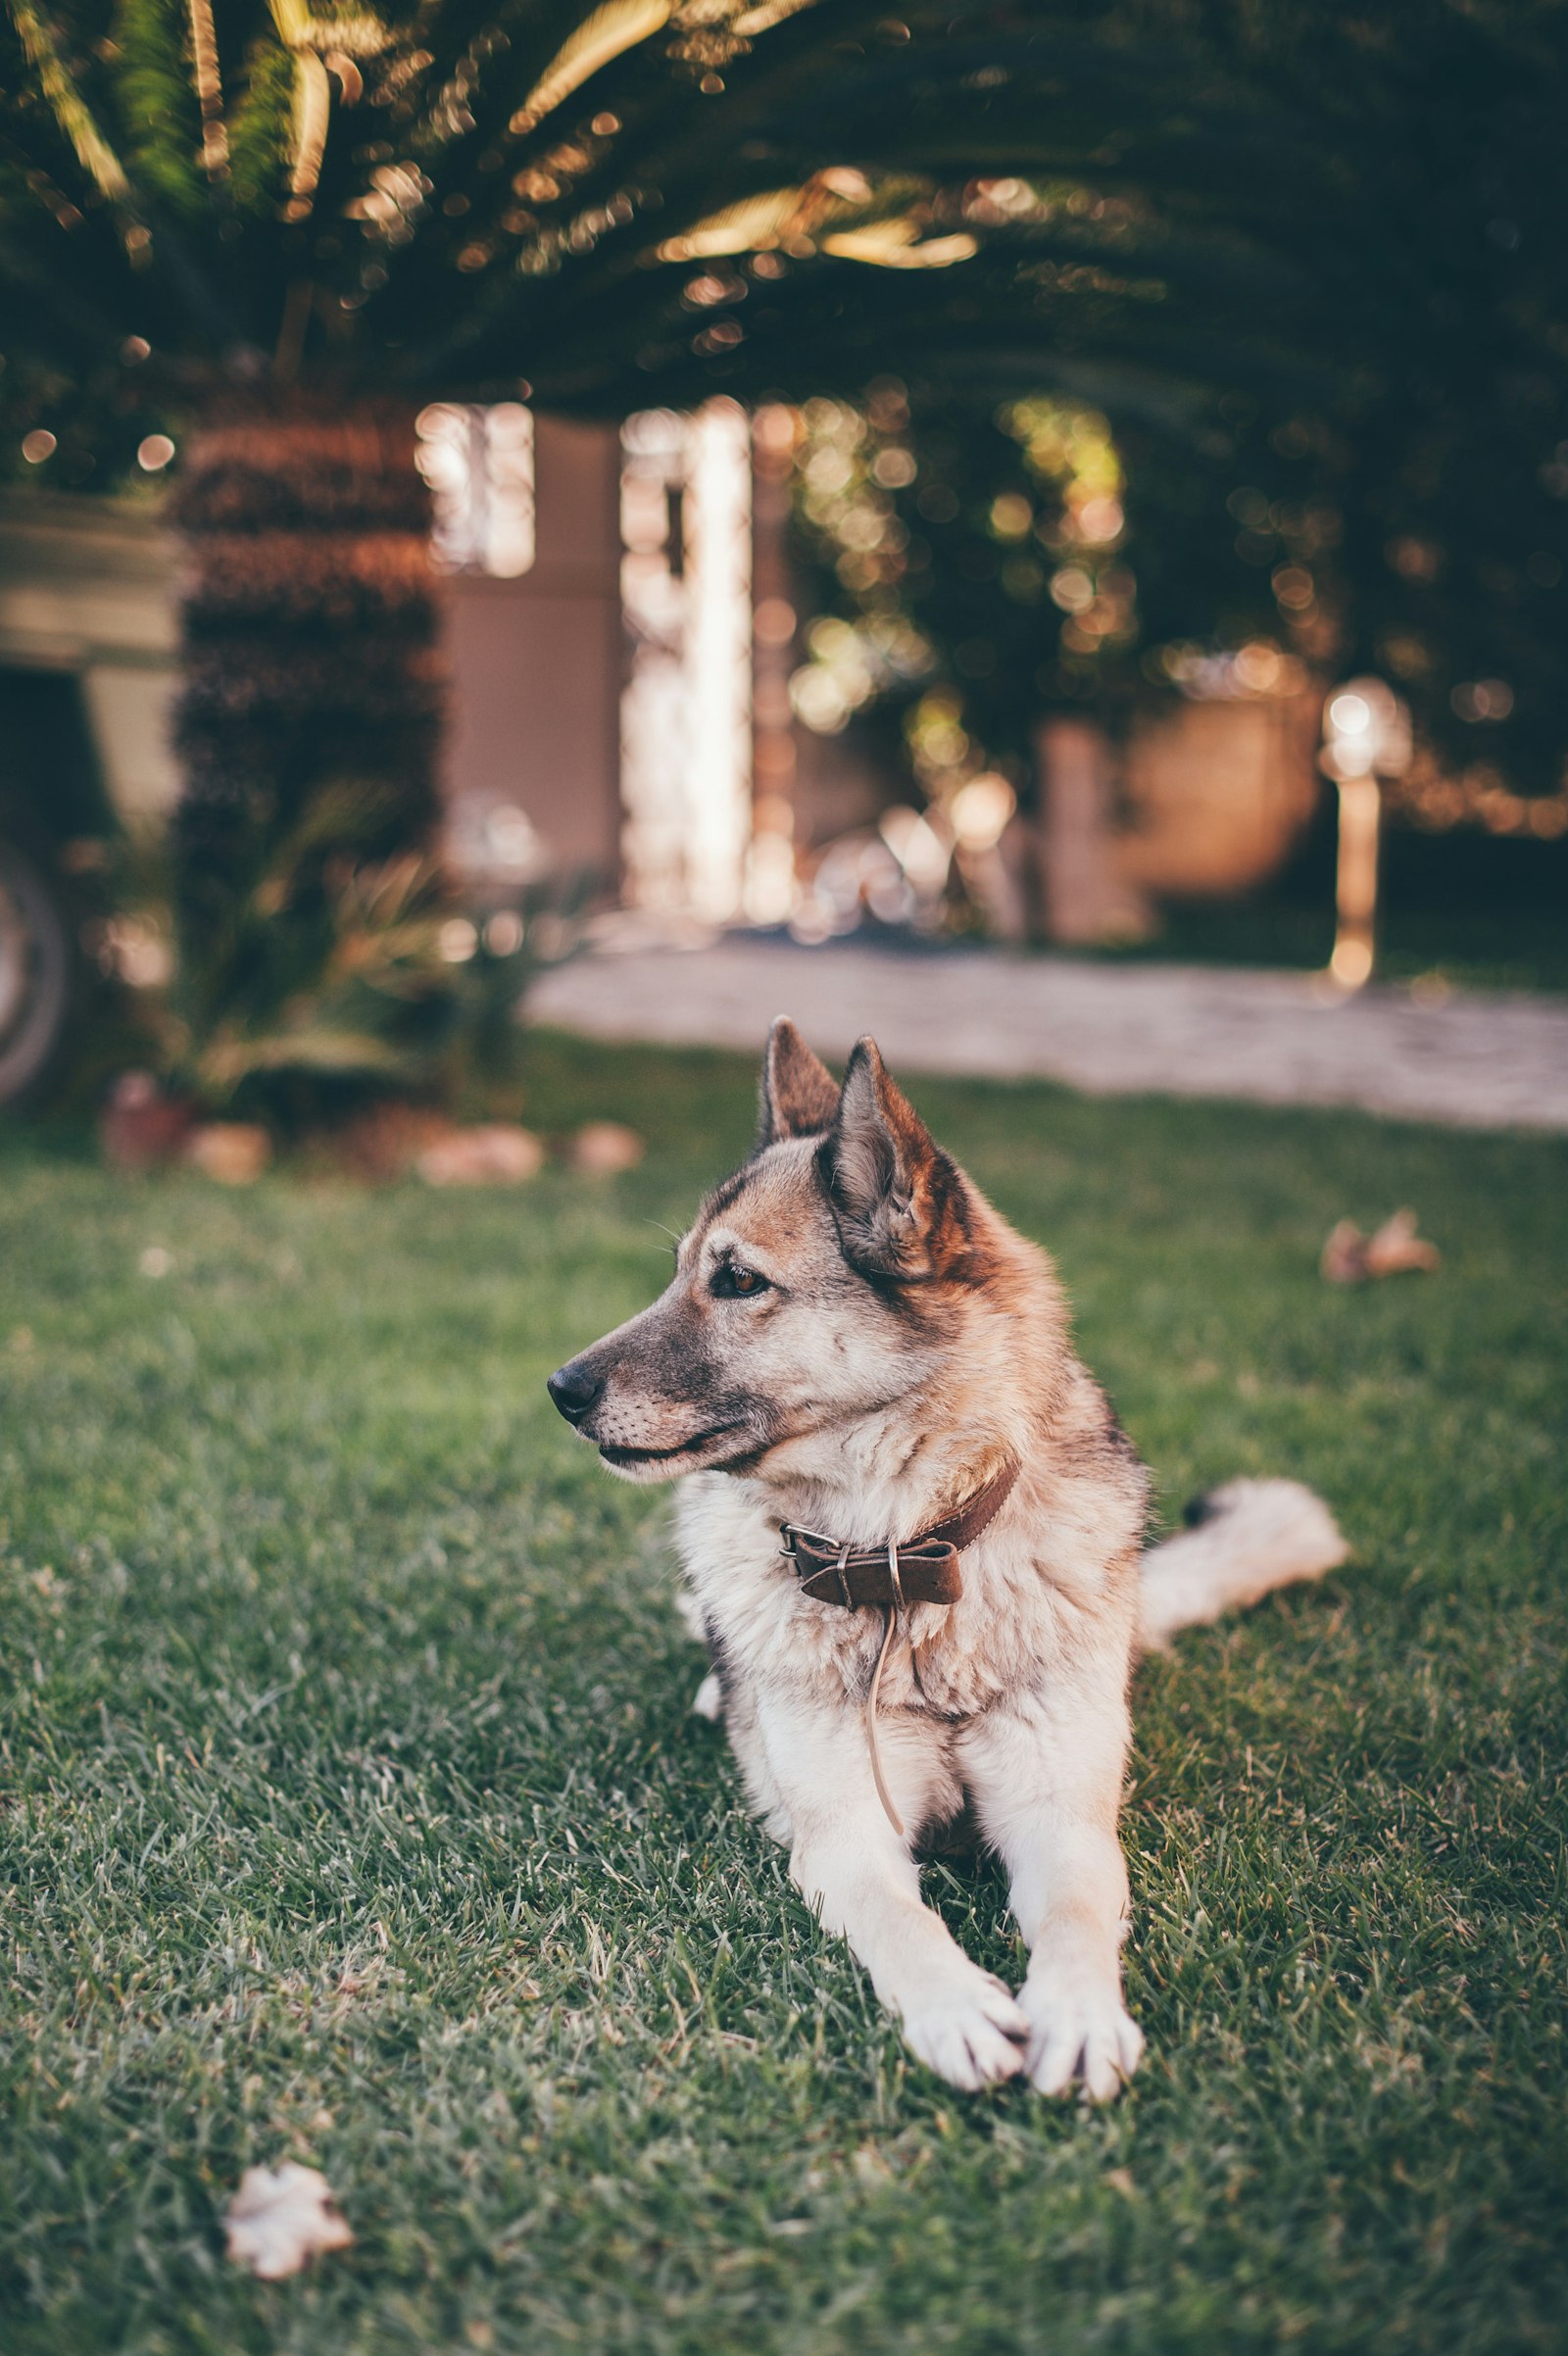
(1329, 772, 1381, 990)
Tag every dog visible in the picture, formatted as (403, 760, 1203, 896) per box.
(547, 1019, 1348, 2099)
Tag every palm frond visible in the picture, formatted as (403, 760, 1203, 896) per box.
(110, 0, 205, 218)
(819, 221, 976, 269)
(510, 0, 672, 137)
(187, 0, 228, 175)
(223, 32, 294, 214)
(6, 0, 133, 206)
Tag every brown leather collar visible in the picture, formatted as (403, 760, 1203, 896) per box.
(779, 1457, 1020, 1610)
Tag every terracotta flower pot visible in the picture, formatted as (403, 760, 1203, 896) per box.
(99, 1072, 195, 1172)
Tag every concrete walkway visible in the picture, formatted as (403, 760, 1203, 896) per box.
(529, 936, 1568, 1133)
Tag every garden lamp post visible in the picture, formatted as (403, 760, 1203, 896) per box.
(1319, 678, 1412, 991)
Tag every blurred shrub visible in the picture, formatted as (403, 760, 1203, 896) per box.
(112, 779, 586, 1129)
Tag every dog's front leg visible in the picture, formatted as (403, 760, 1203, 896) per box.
(755, 1691, 1028, 2090)
(962, 1686, 1144, 2102)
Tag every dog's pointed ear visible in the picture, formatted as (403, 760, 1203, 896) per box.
(824, 1037, 982, 1282)
(758, 1016, 840, 1146)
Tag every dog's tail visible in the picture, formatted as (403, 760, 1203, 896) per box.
(1138, 1478, 1348, 1652)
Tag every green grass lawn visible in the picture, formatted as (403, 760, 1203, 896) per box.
(3, 1034, 1565, 2356)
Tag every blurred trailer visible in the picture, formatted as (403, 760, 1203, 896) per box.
(0, 491, 178, 1103)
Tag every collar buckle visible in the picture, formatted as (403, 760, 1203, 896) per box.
(778, 1520, 836, 1558)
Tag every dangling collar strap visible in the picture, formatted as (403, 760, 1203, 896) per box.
(778, 1455, 1020, 1611)
(776, 1457, 1020, 1839)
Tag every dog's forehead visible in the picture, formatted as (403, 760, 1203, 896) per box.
(687, 1136, 826, 1256)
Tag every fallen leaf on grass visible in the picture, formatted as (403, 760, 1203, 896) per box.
(1320, 1222, 1368, 1285)
(224, 2162, 354, 2279)
(1322, 1208, 1441, 1285)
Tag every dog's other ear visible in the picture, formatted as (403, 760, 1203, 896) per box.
(824, 1037, 984, 1283)
(758, 1016, 840, 1146)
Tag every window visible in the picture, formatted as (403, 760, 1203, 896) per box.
(416, 403, 536, 578)
(619, 401, 753, 921)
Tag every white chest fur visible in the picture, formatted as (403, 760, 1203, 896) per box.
(674, 1457, 1143, 1729)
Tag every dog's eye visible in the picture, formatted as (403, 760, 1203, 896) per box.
(711, 1261, 770, 1300)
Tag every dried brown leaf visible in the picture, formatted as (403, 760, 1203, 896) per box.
(1363, 1207, 1442, 1277)
(1321, 1219, 1369, 1285)
(223, 2163, 354, 2279)
(1322, 1208, 1439, 1284)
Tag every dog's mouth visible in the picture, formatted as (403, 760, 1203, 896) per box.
(596, 1418, 750, 1472)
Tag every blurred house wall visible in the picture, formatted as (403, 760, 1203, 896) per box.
(1, 450, 1321, 923)
(441, 415, 622, 885)
(1117, 693, 1322, 899)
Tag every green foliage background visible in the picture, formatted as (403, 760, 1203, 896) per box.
(5, 1, 1568, 795)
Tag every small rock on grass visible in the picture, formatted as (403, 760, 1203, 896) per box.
(223, 2162, 353, 2279)
(566, 1120, 645, 1175)
(185, 1123, 273, 1185)
(417, 1125, 545, 1187)
(329, 1102, 456, 1182)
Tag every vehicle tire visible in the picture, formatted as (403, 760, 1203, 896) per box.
(0, 834, 74, 1105)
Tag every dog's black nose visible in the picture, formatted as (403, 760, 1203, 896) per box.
(547, 1362, 603, 1425)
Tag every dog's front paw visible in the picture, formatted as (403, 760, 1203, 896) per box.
(896, 1960, 1029, 2091)
(1020, 1963, 1144, 2102)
